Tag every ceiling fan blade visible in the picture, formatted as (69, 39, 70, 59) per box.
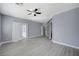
(27, 13, 32, 15)
(34, 14, 36, 16)
(36, 12, 41, 14)
(27, 10, 32, 12)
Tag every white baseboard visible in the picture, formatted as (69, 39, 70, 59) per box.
(0, 40, 13, 46)
(0, 39, 23, 46)
(28, 35, 43, 39)
(52, 40, 79, 49)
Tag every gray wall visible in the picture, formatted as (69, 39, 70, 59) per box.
(11, 16, 42, 39)
(1, 15, 42, 42)
(1, 15, 12, 42)
(53, 7, 79, 47)
(0, 15, 1, 42)
(28, 22, 42, 38)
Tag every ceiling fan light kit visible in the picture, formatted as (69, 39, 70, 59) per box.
(27, 8, 42, 16)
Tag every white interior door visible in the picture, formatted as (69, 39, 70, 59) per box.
(12, 22, 28, 42)
(22, 24, 28, 39)
(41, 26, 43, 36)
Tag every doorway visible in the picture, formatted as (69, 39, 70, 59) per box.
(48, 22, 52, 40)
(12, 22, 28, 42)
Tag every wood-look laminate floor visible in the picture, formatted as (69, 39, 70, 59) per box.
(0, 37, 79, 56)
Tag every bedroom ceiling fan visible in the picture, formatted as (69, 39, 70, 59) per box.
(27, 8, 42, 16)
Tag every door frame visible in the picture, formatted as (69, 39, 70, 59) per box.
(12, 22, 28, 42)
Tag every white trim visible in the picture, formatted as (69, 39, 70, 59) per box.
(12, 22, 29, 41)
(52, 40, 79, 49)
(0, 40, 13, 46)
(26, 23, 28, 39)
(41, 26, 43, 36)
(28, 35, 42, 39)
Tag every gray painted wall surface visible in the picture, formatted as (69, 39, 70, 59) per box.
(1, 15, 42, 42)
(28, 22, 42, 38)
(53, 7, 79, 47)
(0, 15, 1, 42)
(11, 16, 42, 39)
(1, 15, 12, 42)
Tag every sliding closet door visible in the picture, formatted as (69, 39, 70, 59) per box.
(12, 22, 28, 42)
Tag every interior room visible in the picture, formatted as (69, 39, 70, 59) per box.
(0, 3, 79, 56)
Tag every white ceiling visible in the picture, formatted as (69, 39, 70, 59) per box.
(0, 3, 79, 23)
